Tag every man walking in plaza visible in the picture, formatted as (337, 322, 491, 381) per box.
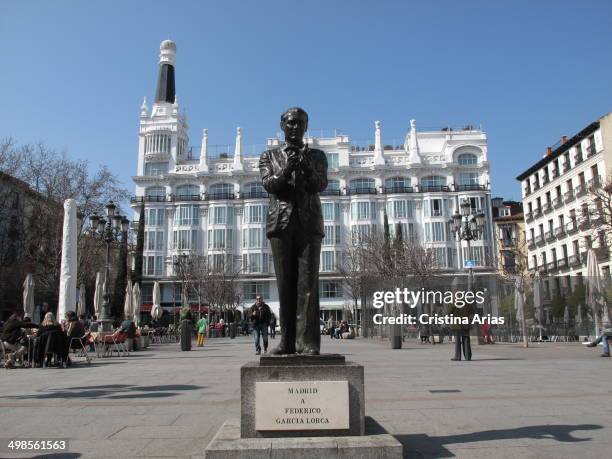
(196, 315, 208, 347)
(249, 295, 272, 355)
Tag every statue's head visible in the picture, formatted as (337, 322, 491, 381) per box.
(280, 107, 308, 145)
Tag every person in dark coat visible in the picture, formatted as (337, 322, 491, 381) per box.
(179, 307, 193, 351)
(2, 310, 38, 368)
(449, 302, 475, 361)
(249, 295, 272, 355)
(34, 312, 69, 367)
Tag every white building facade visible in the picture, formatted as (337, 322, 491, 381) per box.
(132, 41, 497, 319)
(517, 113, 612, 285)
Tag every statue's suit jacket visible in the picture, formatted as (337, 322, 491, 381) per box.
(259, 145, 328, 238)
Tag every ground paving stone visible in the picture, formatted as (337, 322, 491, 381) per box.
(0, 336, 610, 458)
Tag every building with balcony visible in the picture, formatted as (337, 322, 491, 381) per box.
(492, 199, 525, 275)
(132, 40, 497, 320)
(517, 113, 612, 291)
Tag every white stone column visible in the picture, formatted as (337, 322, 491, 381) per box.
(57, 199, 78, 321)
(233, 127, 244, 171)
(199, 128, 209, 172)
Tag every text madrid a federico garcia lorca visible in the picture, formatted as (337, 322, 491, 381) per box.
(371, 288, 505, 325)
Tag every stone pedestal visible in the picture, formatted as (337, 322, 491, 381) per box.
(204, 354, 402, 458)
(241, 354, 364, 438)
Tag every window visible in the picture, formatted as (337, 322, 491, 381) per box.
(209, 206, 234, 225)
(243, 182, 266, 198)
(322, 202, 340, 221)
(458, 173, 479, 186)
(326, 153, 339, 169)
(390, 222, 415, 242)
(457, 153, 478, 165)
(141, 284, 153, 303)
(145, 231, 165, 251)
(144, 256, 163, 276)
(242, 228, 266, 249)
(207, 228, 233, 249)
(424, 222, 445, 242)
(243, 282, 269, 301)
(145, 133, 172, 154)
(385, 177, 410, 192)
(324, 180, 340, 193)
(144, 162, 168, 176)
(144, 208, 165, 226)
(172, 229, 199, 250)
(242, 253, 270, 273)
(321, 281, 342, 298)
(209, 183, 234, 197)
(351, 201, 376, 220)
(431, 247, 446, 267)
(321, 251, 336, 272)
(424, 198, 446, 217)
(386, 200, 413, 219)
(145, 187, 166, 198)
(175, 205, 199, 225)
(349, 178, 375, 193)
(245, 205, 267, 223)
(463, 246, 484, 266)
(420, 175, 446, 190)
(323, 225, 342, 245)
(351, 224, 373, 243)
(176, 184, 199, 198)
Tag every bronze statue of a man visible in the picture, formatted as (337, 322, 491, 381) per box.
(259, 107, 328, 355)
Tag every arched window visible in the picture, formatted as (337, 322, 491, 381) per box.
(349, 178, 376, 195)
(208, 183, 235, 200)
(242, 182, 267, 198)
(175, 185, 200, 201)
(420, 176, 447, 192)
(145, 187, 166, 202)
(458, 153, 478, 165)
(384, 177, 411, 193)
(322, 180, 341, 196)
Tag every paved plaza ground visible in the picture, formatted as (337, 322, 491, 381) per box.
(1, 335, 611, 458)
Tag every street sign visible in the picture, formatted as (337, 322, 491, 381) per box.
(464, 260, 475, 268)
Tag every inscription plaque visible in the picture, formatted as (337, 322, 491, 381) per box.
(255, 381, 349, 431)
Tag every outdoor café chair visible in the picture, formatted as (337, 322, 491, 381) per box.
(68, 333, 92, 364)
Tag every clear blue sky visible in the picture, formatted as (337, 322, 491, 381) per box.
(1, 1, 611, 201)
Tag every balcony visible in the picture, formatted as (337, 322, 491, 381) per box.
(595, 246, 610, 261)
(545, 231, 555, 242)
(525, 212, 534, 222)
(551, 168, 559, 179)
(547, 261, 557, 272)
(588, 176, 602, 190)
(566, 220, 578, 234)
(574, 154, 584, 165)
(241, 191, 269, 199)
(538, 264, 548, 274)
(206, 192, 236, 201)
(173, 194, 202, 202)
(554, 226, 565, 238)
(562, 161, 570, 173)
(568, 254, 580, 267)
(527, 238, 536, 250)
(552, 196, 563, 209)
(564, 191, 575, 203)
(500, 238, 516, 248)
(383, 186, 414, 194)
(533, 182, 541, 191)
(543, 203, 553, 214)
(581, 252, 588, 265)
(557, 257, 568, 269)
(454, 184, 486, 192)
(348, 187, 377, 195)
(587, 144, 598, 157)
(578, 219, 591, 230)
(575, 183, 587, 197)
(542, 175, 550, 185)
(533, 208, 543, 218)
(130, 195, 168, 203)
(419, 185, 450, 193)
(524, 187, 532, 197)
(320, 189, 342, 196)
(535, 235, 544, 246)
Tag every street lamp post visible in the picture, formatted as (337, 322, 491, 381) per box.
(90, 201, 129, 332)
(450, 199, 486, 292)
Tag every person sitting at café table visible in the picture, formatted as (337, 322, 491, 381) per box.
(34, 312, 69, 367)
(2, 310, 38, 369)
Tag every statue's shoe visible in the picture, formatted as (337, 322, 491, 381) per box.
(270, 345, 296, 355)
(301, 347, 320, 356)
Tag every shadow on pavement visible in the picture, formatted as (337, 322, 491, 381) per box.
(395, 423, 603, 458)
(3, 384, 205, 400)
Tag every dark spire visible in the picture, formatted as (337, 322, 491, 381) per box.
(155, 40, 176, 104)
